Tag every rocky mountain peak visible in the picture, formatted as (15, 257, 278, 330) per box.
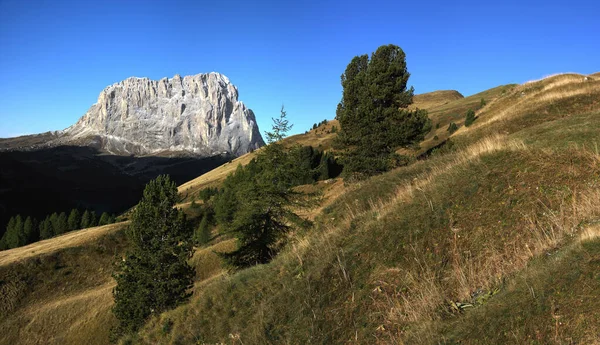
(63, 72, 264, 156)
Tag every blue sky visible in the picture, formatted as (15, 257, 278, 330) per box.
(0, 0, 598, 138)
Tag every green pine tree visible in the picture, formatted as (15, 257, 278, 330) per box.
(4, 215, 24, 249)
(465, 109, 476, 127)
(81, 210, 91, 229)
(55, 212, 68, 235)
(39, 217, 53, 240)
(98, 212, 111, 226)
(265, 105, 292, 144)
(219, 108, 313, 269)
(447, 122, 459, 134)
(49, 213, 59, 237)
(90, 211, 97, 227)
(22, 216, 38, 245)
(193, 214, 211, 245)
(111, 175, 194, 339)
(67, 209, 81, 231)
(336, 44, 431, 178)
(0, 216, 16, 250)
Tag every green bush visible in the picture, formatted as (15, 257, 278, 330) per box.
(447, 122, 459, 134)
(465, 109, 476, 127)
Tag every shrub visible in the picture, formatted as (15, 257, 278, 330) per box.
(465, 109, 476, 127)
(447, 122, 459, 134)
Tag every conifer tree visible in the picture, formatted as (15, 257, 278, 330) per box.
(67, 209, 81, 231)
(39, 217, 53, 240)
(112, 175, 194, 339)
(90, 211, 97, 227)
(81, 210, 91, 229)
(336, 44, 431, 178)
(2, 215, 24, 249)
(55, 212, 68, 235)
(447, 122, 459, 134)
(465, 109, 476, 127)
(220, 107, 313, 269)
(22, 216, 37, 244)
(12, 215, 24, 248)
(193, 214, 211, 245)
(48, 213, 59, 235)
(99, 212, 111, 226)
(0, 217, 16, 250)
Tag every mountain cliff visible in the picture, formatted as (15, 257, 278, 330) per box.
(62, 72, 264, 156)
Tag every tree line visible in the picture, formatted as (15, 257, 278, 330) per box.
(0, 209, 117, 250)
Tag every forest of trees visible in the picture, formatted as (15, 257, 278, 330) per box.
(0, 209, 116, 250)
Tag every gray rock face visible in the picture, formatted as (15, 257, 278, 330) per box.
(63, 72, 264, 156)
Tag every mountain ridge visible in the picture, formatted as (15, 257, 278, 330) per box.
(1, 72, 265, 157)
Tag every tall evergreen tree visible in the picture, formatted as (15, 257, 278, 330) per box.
(3, 215, 24, 249)
(90, 211, 97, 227)
(112, 175, 194, 339)
(265, 105, 293, 144)
(12, 215, 24, 248)
(67, 209, 81, 231)
(219, 107, 313, 269)
(81, 210, 91, 229)
(98, 212, 111, 226)
(55, 212, 68, 235)
(193, 214, 211, 245)
(49, 213, 59, 236)
(0, 217, 16, 250)
(336, 44, 431, 178)
(465, 109, 476, 127)
(39, 217, 53, 240)
(22, 216, 37, 245)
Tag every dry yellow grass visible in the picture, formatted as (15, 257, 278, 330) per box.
(0, 222, 126, 267)
(376, 147, 600, 329)
(410, 90, 464, 110)
(457, 72, 600, 134)
(417, 85, 512, 154)
(579, 223, 600, 243)
(294, 178, 347, 220)
(11, 282, 116, 345)
(190, 239, 236, 283)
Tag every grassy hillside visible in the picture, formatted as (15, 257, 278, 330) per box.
(177, 119, 340, 203)
(410, 89, 464, 110)
(134, 73, 600, 344)
(1, 72, 598, 344)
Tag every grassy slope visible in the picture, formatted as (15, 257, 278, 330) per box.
(0, 228, 127, 345)
(1, 73, 598, 344)
(0, 117, 342, 345)
(177, 120, 340, 203)
(135, 73, 600, 344)
(410, 90, 464, 110)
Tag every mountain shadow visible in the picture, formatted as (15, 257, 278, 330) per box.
(0, 145, 232, 238)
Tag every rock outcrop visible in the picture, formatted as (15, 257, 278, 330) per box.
(62, 72, 264, 156)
